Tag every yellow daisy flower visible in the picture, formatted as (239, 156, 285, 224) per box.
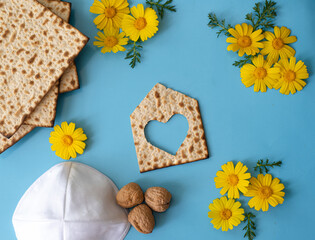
(274, 57, 309, 95)
(94, 28, 128, 53)
(121, 4, 159, 42)
(226, 23, 264, 57)
(208, 196, 245, 231)
(240, 55, 280, 92)
(245, 174, 285, 212)
(49, 122, 87, 160)
(214, 161, 251, 199)
(90, 0, 130, 30)
(261, 26, 297, 64)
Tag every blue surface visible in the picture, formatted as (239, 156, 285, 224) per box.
(1, 0, 315, 239)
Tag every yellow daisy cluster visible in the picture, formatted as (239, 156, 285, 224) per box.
(208, 161, 285, 232)
(226, 23, 309, 94)
(208, 161, 249, 231)
(90, 0, 159, 53)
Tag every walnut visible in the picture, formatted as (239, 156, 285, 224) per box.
(116, 182, 144, 208)
(128, 204, 155, 234)
(145, 187, 172, 212)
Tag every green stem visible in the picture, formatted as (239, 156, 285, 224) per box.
(146, 1, 164, 8)
(243, 212, 256, 240)
(254, 159, 282, 174)
(253, 16, 262, 30)
(217, 22, 231, 35)
(125, 40, 142, 68)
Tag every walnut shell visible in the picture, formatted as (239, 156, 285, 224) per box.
(128, 204, 155, 234)
(116, 182, 144, 208)
(145, 187, 172, 212)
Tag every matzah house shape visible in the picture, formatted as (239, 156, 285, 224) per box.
(130, 83, 209, 173)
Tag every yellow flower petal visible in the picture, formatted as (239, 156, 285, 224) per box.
(228, 28, 240, 38)
(252, 29, 264, 40)
(264, 31, 275, 41)
(238, 48, 245, 57)
(274, 26, 281, 38)
(90, 6, 105, 14)
(227, 43, 240, 52)
(263, 174, 272, 186)
(94, 14, 106, 25)
(283, 35, 297, 44)
(234, 162, 244, 174)
(241, 23, 248, 35)
(226, 37, 237, 43)
(280, 26, 290, 38)
(235, 24, 243, 36)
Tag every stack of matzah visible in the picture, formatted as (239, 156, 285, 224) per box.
(0, 0, 89, 153)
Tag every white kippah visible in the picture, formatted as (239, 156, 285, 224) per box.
(12, 162, 130, 240)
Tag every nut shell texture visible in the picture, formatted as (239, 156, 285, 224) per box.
(145, 187, 172, 212)
(116, 182, 144, 208)
(128, 204, 155, 234)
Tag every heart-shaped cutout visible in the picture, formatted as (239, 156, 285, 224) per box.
(144, 114, 189, 155)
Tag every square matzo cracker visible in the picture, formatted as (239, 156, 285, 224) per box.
(0, 125, 35, 154)
(0, 0, 88, 137)
(23, 0, 71, 127)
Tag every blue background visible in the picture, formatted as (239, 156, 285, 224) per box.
(1, 0, 315, 239)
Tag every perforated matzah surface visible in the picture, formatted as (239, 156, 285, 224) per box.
(24, 0, 71, 127)
(0, 0, 88, 137)
(130, 83, 209, 173)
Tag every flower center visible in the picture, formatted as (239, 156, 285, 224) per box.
(272, 38, 284, 50)
(104, 36, 118, 47)
(258, 186, 273, 199)
(228, 174, 239, 186)
(134, 17, 147, 30)
(62, 135, 73, 146)
(220, 209, 232, 220)
(254, 67, 267, 79)
(284, 70, 296, 82)
(104, 7, 116, 18)
(237, 36, 252, 48)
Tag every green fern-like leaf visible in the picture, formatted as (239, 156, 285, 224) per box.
(146, 0, 176, 19)
(254, 159, 282, 174)
(208, 13, 232, 37)
(125, 40, 143, 68)
(245, 0, 277, 31)
(243, 212, 256, 240)
(233, 55, 254, 68)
